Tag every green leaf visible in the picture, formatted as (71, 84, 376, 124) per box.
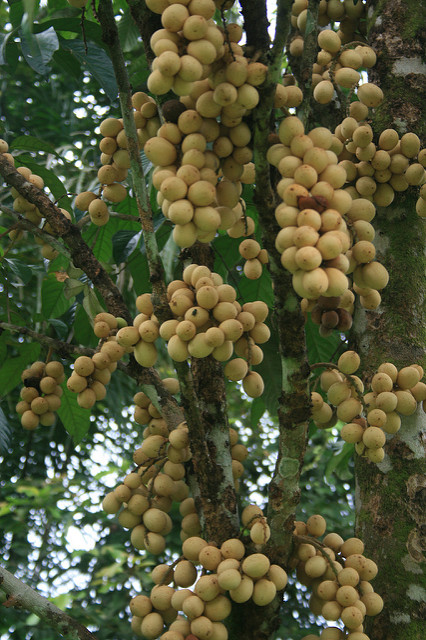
(0, 406, 11, 454)
(325, 442, 354, 481)
(127, 252, 149, 293)
(250, 397, 266, 429)
(10, 135, 61, 158)
(73, 304, 98, 348)
(57, 385, 91, 444)
(19, 26, 59, 75)
(58, 37, 118, 101)
(4, 258, 33, 284)
(140, 385, 161, 412)
(117, 10, 140, 52)
(112, 230, 142, 263)
(63, 278, 86, 299)
(83, 217, 123, 264)
(35, 17, 103, 45)
(0, 342, 41, 397)
(49, 319, 70, 341)
(41, 273, 71, 319)
(253, 326, 282, 415)
(82, 286, 104, 320)
(238, 269, 274, 308)
(52, 47, 82, 80)
(305, 315, 343, 365)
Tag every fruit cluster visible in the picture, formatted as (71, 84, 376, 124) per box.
(238, 238, 269, 280)
(158, 264, 269, 395)
(129, 539, 287, 639)
(336, 123, 425, 209)
(16, 360, 65, 430)
(105, 387, 250, 553)
(74, 92, 162, 226)
(66, 314, 125, 408)
(311, 352, 426, 462)
(293, 515, 382, 640)
(291, 0, 367, 42)
(270, 116, 389, 318)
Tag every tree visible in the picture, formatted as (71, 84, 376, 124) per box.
(0, 1, 424, 639)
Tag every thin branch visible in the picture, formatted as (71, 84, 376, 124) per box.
(0, 566, 99, 640)
(272, 0, 294, 61)
(297, 0, 320, 127)
(0, 322, 94, 358)
(97, 0, 168, 316)
(243, 0, 312, 567)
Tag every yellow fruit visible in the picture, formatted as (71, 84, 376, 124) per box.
(357, 83, 383, 107)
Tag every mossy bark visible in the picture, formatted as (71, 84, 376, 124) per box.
(352, 2, 426, 638)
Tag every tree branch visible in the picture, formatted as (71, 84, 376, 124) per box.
(0, 205, 71, 259)
(239, 0, 271, 54)
(297, 0, 321, 127)
(0, 566, 99, 640)
(245, 0, 311, 567)
(0, 154, 131, 324)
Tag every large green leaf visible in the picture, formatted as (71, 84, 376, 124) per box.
(11, 135, 62, 158)
(250, 396, 266, 429)
(0, 342, 41, 397)
(58, 37, 118, 101)
(83, 217, 123, 264)
(19, 26, 59, 75)
(41, 272, 71, 319)
(56, 385, 91, 444)
(238, 268, 274, 308)
(112, 230, 142, 264)
(4, 258, 33, 285)
(35, 17, 103, 45)
(73, 304, 98, 348)
(117, 10, 140, 52)
(305, 315, 343, 365)
(253, 326, 282, 414)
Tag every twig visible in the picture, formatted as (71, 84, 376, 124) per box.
(0, 322, 95, 358)
(0, 566, 99, 640)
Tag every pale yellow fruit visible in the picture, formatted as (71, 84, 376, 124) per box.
(357, 83, 383, 107)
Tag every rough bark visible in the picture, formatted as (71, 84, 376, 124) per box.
(0, 567, 99, 640)
(353, 2, 426, 638)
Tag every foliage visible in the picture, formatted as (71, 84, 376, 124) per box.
(0, 1, 424, 640)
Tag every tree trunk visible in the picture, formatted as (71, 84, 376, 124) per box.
(353, 2, 426, 638)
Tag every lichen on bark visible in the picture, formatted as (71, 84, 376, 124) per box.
(352, 2, 426, 638)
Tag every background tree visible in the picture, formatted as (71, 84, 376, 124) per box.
(0, 1, 424, 640)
